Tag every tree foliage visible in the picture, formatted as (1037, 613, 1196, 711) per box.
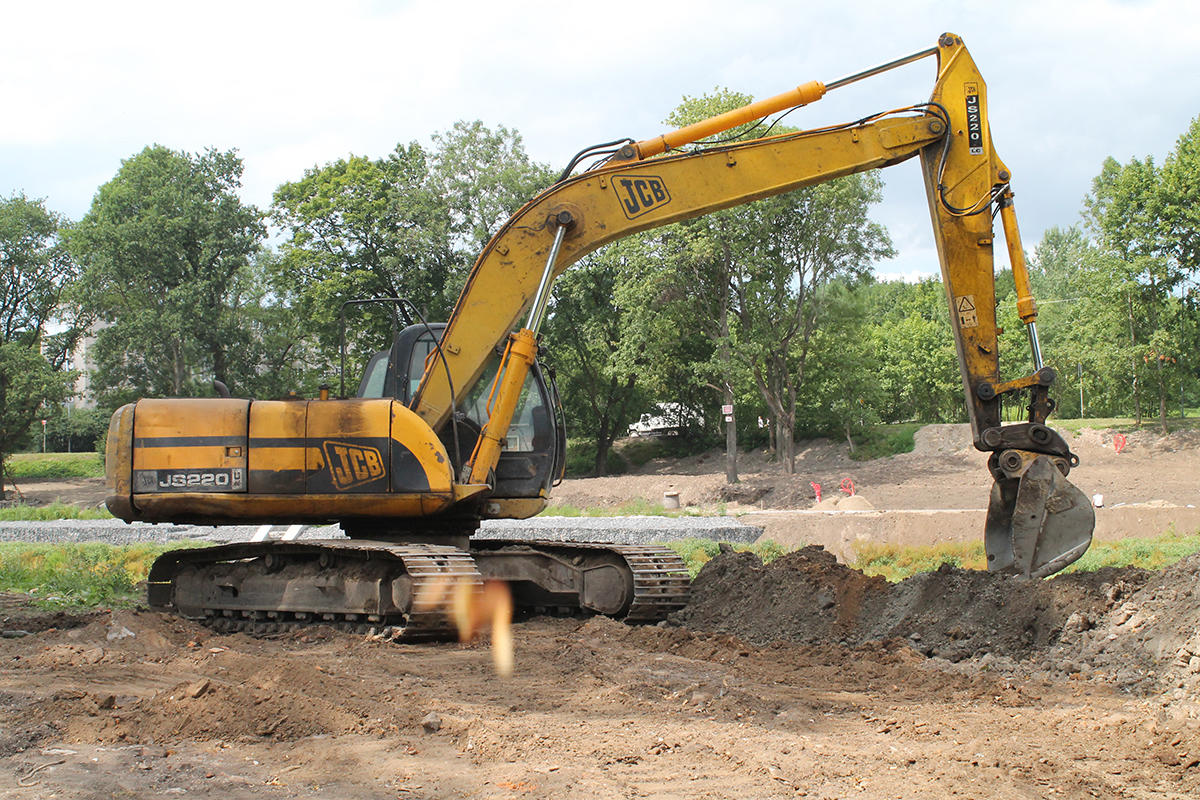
(67, 146, 265, 404)
(0, 195, 79, 492)
(271, 123, 554, 386)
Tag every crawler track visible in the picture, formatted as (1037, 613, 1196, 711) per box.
(149, 540, 481, 642)
(147, 539, 691, 640)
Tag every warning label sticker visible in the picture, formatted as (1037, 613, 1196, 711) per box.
(956, 295, 978, 328)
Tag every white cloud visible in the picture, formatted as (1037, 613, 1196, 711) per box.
(2, 0, 1197, 284)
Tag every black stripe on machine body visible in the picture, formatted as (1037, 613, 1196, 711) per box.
(248, 469, 307, 493)
(247, 437, 310, 449)
(134, 435, 247, 449)
(391, 442, 431, 493)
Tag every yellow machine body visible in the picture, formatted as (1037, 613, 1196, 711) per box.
(106, 397, 484, 525)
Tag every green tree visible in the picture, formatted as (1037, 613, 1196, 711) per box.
(272, 142, 455, 367)
(272, 123, 553, 389)
(1083, 155, 1178, 430)
(647, 90, 893, 475)
(67, 146, 265, 404)
(543, 240, 655, 475)
(431, 121, 555, 255)
(859, 279, 963, 424)
(1157, 116, 1200, 412)
(0, 195, 80, 495)
(732, 173, 892, 470)
(799, 283, 885, 449)
(1158, 116, 1200, 279)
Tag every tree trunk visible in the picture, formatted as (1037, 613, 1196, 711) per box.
(1156, 356, 1168, 434)
(723, 383, 738, 484)
(172, 341, 186, 397)
(1126, 293, 1142, 426)
(594, 413, 612, 476)
(211, 339, 228, 390)
(717, 252, 737, 484)
(594, 436, 610, 476)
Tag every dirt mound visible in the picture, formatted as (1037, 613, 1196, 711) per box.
(907, 423, 974, 458)
(674, 547, 891, 645)
(1051, 552, 1200, 693)
(705, 477, 817, 509)
(677, 548, 1153, 664)
(836, 494, 874, 510)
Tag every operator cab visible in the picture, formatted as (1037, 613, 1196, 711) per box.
(357, 323, 565, 499)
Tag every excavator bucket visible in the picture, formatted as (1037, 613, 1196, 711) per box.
(983, 452, 1094, 578)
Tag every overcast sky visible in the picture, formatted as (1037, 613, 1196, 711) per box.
(3, 0, 1197, 281)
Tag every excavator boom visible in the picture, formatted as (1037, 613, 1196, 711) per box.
(106, 32, 1094, 639)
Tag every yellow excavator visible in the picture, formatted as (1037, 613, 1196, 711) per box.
(105, 33, 1094, 638)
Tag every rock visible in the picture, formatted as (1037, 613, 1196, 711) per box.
(1156, 746, 1182, 767)
(185, 679, 211, 699)
(420, 712, 442, 733)
(95, 694, 116, 709)
(77, 647, 105, 665)
(1063, 611, 1093, 633)
(1, 630, 31, 638)
(106, 624, 136, 641)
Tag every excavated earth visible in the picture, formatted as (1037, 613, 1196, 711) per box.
(3, 549, 1200, 799)
(3, 424, 1200, 797)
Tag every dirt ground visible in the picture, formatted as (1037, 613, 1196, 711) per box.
(3, 423, 1200, 798)
(550, 423, 1200, 514)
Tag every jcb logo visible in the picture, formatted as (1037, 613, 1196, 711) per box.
(322, 441, 385, 490)
(614, 175, 671, 219)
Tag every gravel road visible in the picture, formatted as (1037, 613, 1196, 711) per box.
(0, 515, 762, 546)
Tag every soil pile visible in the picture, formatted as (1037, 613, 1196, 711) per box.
(676, 547, 889, 644)
(677, 548, 1154, 664)
(1051, 552, 1200, 693)
(905, 423, 976, 459)
(836, 494, 874, 510)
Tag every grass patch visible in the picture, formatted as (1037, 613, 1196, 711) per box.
(616, 435, 712, 469)
(563, 435, 714, 478)
(563, 439, 628, 478)
(853, 541, 987, 582)
(0, 502, 112, 521)
(7, 452, 104, 480)
(849, 423, 921, 462)
(662, 538, 788, 578)
(0, 542, 203, 609)
(1061, 527, 1200, 572)
(852, 529, 1200, 582)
